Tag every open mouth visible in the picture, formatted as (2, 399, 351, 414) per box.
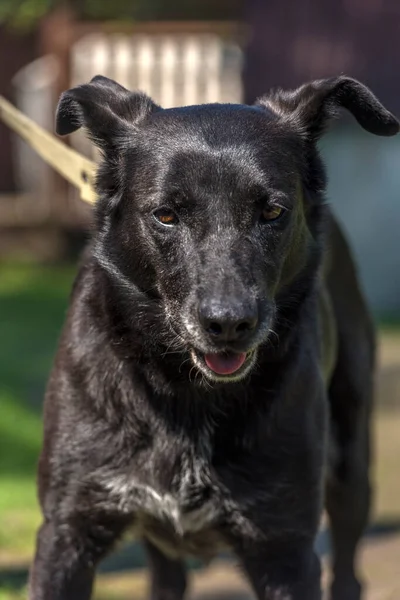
(190, 349, 256, 381)
(204, 352, 247, 375)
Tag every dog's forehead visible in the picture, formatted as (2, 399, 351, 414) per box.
(133, 103, 299, 192)
(142, 103, 281, 144)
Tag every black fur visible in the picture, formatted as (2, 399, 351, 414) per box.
(29, 75, 398, 600)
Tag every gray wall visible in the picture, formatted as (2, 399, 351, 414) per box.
(320, 127, 400, 318)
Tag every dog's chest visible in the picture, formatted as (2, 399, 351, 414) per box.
(139, 456, 218, 534)
(104, 429, 225, 555)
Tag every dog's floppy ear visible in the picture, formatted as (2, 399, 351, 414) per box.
(56, 75, 159, 148)
(257, 76, 399, 140)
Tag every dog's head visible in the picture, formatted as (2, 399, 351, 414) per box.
(56, 75, 398, 383)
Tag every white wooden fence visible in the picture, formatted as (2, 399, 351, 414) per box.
(12, 30, 243, 196)
(70, 32, 243, 157)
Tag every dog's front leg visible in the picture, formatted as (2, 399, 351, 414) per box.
(236, 540, 322, 600)
(144, 539, 187, 600)
(28, 513, 130, 600)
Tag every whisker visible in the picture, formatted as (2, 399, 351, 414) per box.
(268, 328, 280, 344)
(189, 365, 197, 384)
(201, 372, 214, 390)
(179, 357, 192, 373)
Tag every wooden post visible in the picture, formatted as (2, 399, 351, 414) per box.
(38, 6, 82, 226)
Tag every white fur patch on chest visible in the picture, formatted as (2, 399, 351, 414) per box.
(104, 474, 219, 535)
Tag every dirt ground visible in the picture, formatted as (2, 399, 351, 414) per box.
(94, 545, 400, 600)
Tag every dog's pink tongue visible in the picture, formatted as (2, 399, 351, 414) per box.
(204, 352, 246, 375)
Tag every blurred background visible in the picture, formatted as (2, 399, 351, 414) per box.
(0, 1, 399, 598)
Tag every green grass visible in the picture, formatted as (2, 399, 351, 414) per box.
(0, 590, 25, 600)
(0, 263, 75, 566)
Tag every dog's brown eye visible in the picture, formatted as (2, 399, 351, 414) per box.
(261, 206, 285, 223)
(153, 208, 178, 226)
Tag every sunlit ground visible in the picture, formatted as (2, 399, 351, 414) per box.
(0, 264, 399, 599)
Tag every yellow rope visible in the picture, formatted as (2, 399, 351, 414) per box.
(0, 95, 97, 205)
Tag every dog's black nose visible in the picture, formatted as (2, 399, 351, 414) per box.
(198, 301, 258, 343)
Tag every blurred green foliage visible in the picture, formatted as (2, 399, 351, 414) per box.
(0, 263, 75, 560)
(0, 0, 240, 28)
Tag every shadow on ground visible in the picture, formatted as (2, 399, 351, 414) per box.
(2, 519, 400, 591)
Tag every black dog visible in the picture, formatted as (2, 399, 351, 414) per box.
(29, 75, 398, 600)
